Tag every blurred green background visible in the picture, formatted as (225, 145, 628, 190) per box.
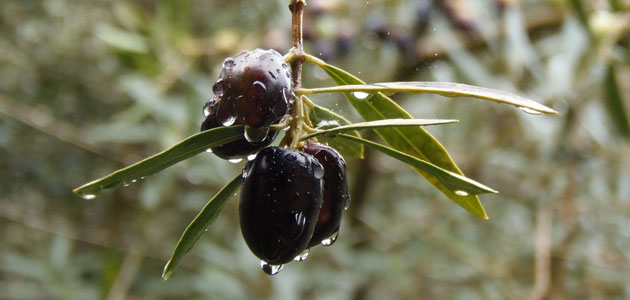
(1, 0, 630, 299)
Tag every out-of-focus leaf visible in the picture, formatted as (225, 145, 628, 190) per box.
(308, 102, 364, 158)
(338, 134, 497, 196)
(569, 0, 590, 29)
(73, 126, 245, 199)
(316, 61, 489, 219)
(302, 118, 459, 140)
(298, 82, 558, 115)
(604, 64, 630, 138)
(162, 175, 242, 281)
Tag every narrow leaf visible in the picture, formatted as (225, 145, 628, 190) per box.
(308, 103, 364, 158)
(317, 62, 489, 218)
(162, 175, 242, 281)
(603, 64, 630, 138)
(302, 118, 459, 140)
(338, 134, 497, 195)
(298, 82, 558, 115)
(73, 126, 245, 199)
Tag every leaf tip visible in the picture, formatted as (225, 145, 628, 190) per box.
(161, 262, 173, 282)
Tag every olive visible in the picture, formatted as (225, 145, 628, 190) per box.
(239, 147, 324, 265)
(301, 141, 350, 247)
(201, 98, 277, 160)
(214, 49, 294, 128)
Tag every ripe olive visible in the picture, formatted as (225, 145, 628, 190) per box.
(239, 147, 324, 265)
(301, 141, 350, 247)
(214, 49, 294, 128)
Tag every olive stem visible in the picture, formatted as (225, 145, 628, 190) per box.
(286, 0, 308, 149)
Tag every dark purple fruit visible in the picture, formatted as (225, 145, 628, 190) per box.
(214, 49, 294, 128)
(300, 141, 350, 247)
(201, 98, 277, 160)
(240, 147, 324, 265)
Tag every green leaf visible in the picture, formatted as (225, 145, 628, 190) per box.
(298, 82, 558, 115)
(603, 64, 630, 138)
(337, 134, 497, 195)
(162, 175, 242, 281)
(302, 118, 459, 140)
(73, 126, 245, 199)
(316, 61, 489, 219)
(308, 102, 364, 158)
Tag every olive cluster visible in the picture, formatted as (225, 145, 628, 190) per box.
(201, 49, 350, 275)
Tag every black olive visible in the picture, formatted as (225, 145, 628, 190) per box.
(239, 147, 324, 265)
(214, 49, 295, 128)
(301, 141, 350, 247)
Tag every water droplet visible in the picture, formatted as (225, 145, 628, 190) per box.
(228, 158, 243, 164)
(131, 179, 137, 183)
(221, 115, 236, 127)
(293, 248, 310, 262)
(222, 58, 235, 69)
(212, 79, 225, 97)
(518, 107, 542, 115)
(352, 91, 371, 100)
(315, 120, 341, 130)
(312, 164, 324, 179)
(284, 153, 297, 161)
(123, 181, 130, 187)
(454, 190, 470, 196)
(281, 63, 289, 69)
(321, 230, 339, 246)
(244, 126, 269, 143)
(252, 80, 267, 92)
(203, 102, 213, 117)
(205, 148, 213, 153)
(260, 261, 283, 275)
(247, 153, 257, 161)
(82, 194, 97, 200)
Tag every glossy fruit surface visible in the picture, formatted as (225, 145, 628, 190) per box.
(201, 98, 277, 160)
(301, 141, 350, 247)
(240, 147, 324, 265)
(214, 49, 294, 128)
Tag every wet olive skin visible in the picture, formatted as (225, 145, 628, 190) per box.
(301, 141, 350, 247)
(201, 98, 277, 159)
(240, 147, 324, 265)
(214, 49, 294, 128)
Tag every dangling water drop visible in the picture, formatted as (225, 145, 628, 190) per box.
(205, 148, 213, 153)
(244, 126, 269, 143)
(352, 91, 371, 100)
(247, 153, 257, 161)
(228, 158, 243, 164)
(321, 230, 339, 246)
(260, 261, 283, 275)
(81, 194, 97, 200)
(518, 107, 542, 115)
(123, 181, 131, 187)
(454, 190, 470, 196)
(293, 248, 310, 262)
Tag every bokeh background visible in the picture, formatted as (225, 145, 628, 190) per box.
(2, 0, 630, 299)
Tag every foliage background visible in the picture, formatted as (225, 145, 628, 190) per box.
(1, 0, 630, 299)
